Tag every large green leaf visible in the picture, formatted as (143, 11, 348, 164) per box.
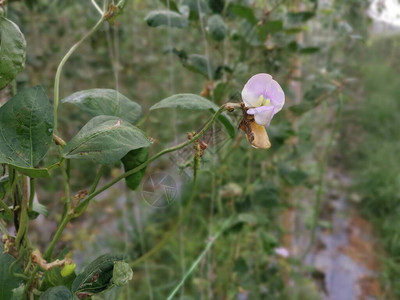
(150, 94, 236, 138)
(40, 286, 72, 300)
(61, 89, 142, 125)
(145, 10, 189, 28)
(62, 116, 151, 164)
(0, 86, 53, 175)
(0, 246, 23, 300)
(0, 17, 26, 89)
(72, 254, 125, 297)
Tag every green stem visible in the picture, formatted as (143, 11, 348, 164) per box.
(44, 155, 71, 260)
(0, 199, 12, 219)
(43, 214, 71, 261)
(89, 165, 106, 194)
(24, 265, 39, 295)
(28, 177, 35, 212)
(53, 17, 105, 133)
(75, 104, 229, 214)
(15, 177, 29, 249)
(9, 247, 30, 280)
(167, 216, 233, 300)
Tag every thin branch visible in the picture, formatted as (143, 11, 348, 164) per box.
(167, 217, 233, 299)
(91, 0, 104, 15)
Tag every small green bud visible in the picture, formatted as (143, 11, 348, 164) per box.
(61, 263, 76, 277)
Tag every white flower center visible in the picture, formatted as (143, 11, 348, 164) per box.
(258, 95, 271, 107)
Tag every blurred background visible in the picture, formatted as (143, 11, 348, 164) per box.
(4, 0, 400, 299)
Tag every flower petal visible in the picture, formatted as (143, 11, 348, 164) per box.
(241, 73, 273, 107)
(266, 79, 285, 113)
(249, 122, 271, 149)
(247, 106, 275, 126)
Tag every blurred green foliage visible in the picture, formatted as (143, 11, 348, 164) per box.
(1, 0, 399, 299)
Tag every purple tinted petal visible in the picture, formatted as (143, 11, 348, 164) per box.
(248, 106, 275, 126)
(266, 79, 285, 113)
(241, 73, 273, 107)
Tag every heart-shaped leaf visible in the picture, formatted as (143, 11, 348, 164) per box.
(145, 10, 189, 28)
(0, 86, 53, 175)
(0, 17, 26, 90)
(150, 93, 236, 138)
(62, 89, 142, 124)
(62, 116, 151, 164)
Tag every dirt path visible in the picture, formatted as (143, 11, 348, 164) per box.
(289, 169, 383, 299)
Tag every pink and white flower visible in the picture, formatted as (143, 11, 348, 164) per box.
(241, 73, 285, 127)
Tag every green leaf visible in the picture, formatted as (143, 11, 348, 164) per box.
(145, 10, 189, 28)
(185, 54, 215, 79)
(150, 93, 217, 111)
(112, 261, 133, 287)
(182, 0, 209, 19)
(0, 17, 26, 90)
(40, 286, 72, 300)
(168, 49, 216, 79)
(62, 116, 151, 164)
(72, 254, 125, 297)
(13, 166, 50, 178)
(207, 15, 227, 41)
(0, 86, 54, 172)
(11, 284, 25, 300)
(150, 94, 236, 138)
(208, 0, 225, 14)
(29, 201, 48, 219)
(62, 89, 142, 124)
(121, 148, 148, 190)
(299, 47, 320, 54)
(258, 20, 283, 40)
(228, 4, 257, 25)
(277, 164, 308, 186)
(0, 247, 23, 300)
(287, 11, 315, 23)
(158, 0, 179, 12)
